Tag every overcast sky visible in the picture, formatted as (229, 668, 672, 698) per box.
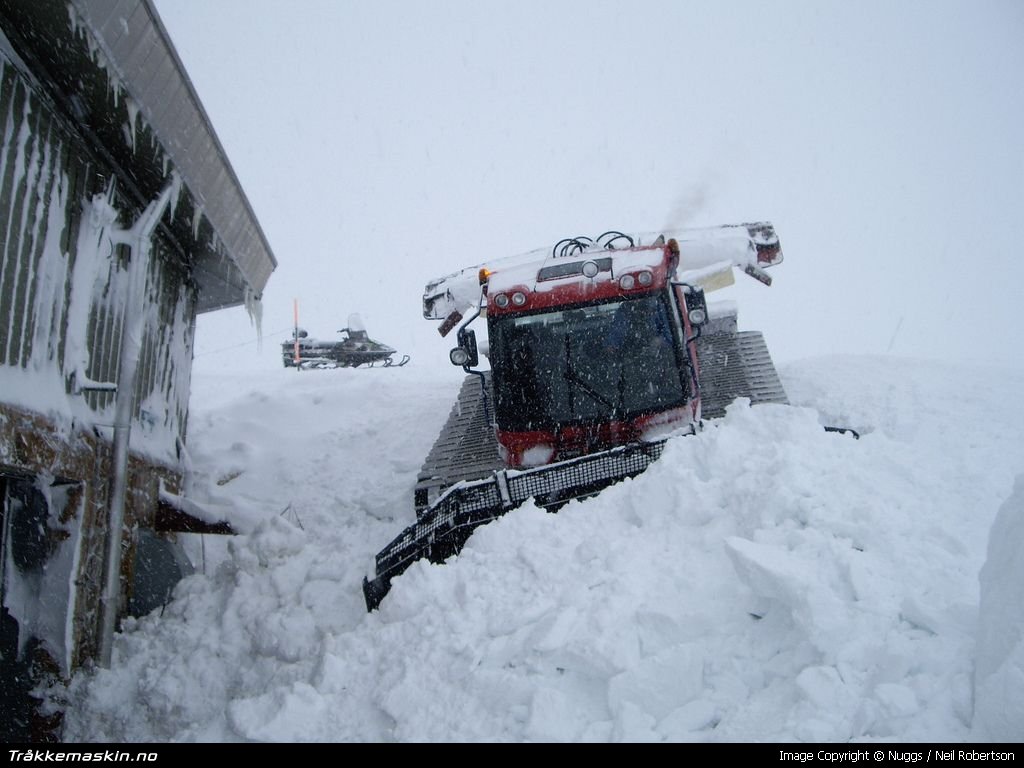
(151, 0, 1024, 374)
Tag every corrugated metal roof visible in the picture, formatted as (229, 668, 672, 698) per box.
(68, 0, 277, 302)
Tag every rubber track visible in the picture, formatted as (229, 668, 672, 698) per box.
(696, 330, 789, 419)
(414, 373, 503, 512)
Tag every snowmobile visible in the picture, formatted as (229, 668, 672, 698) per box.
(363, 224, 792, 610)
(281, 313, 409, 369)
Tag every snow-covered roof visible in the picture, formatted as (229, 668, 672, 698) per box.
(0, 0, 277, 312)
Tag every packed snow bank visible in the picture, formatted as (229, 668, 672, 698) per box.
(178, 365, 464, 535)
(59, 356, 1024, 742)
(973, 476, 1024, 741)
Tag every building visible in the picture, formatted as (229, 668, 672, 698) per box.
(0, 0, 276, 739)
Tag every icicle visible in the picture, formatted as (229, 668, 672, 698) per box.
(10, 114, 47, 367)
(244, 286, 264, 351)
(65, 2, 82, 38)
(166, 169, 183, 222)
(66, 2, 125, 110)
(31, 160, 69, 371)
(63, 181, 120, 394)
(125, 96, 139, 153)
(0, 96, 33, 362)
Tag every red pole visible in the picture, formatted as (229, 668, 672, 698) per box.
(293, 298, 301, 368)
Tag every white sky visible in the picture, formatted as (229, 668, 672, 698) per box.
(151, 0, 1024, 372)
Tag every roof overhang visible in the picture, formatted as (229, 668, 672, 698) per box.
(0, 0, 277, 312)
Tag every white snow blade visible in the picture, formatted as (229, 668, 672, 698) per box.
(422, 221, 782, 322)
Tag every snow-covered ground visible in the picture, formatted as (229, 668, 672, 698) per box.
(58, 354, 1024, 742)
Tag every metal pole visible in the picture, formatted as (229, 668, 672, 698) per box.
(97, 183, 174, 668)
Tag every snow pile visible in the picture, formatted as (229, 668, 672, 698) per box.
(973, 475, 1024, 741)
(59, 356, 1024, 741)
(177, 365, 461, 535)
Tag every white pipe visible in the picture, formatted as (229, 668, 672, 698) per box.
(97, 183, 174, 668)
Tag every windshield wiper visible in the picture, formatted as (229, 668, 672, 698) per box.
(564, 367, 615, 409)
(562, 335, 615, 411)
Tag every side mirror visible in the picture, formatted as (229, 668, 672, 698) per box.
(450, 328, 479, 368)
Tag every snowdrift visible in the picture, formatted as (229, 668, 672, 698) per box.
(59, 356, 1024, 742)
(973, 475, 1024, 741)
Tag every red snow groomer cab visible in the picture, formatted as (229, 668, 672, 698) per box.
(364, 225, 788, 610)
(481, 233, 706, 469)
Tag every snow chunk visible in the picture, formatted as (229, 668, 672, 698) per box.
(608, 643, 705, 721)
(725, 536, 856, 657)
(972, 475, 1024, 741)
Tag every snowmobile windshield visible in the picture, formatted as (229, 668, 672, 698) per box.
(489, 292, 688, 431)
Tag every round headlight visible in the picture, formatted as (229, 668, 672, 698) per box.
(582, 260, 600, 278)
(619, 274, 636, 290)
(637, 270, 653, 286)
(450, 348, 470, 366)
(512, 292, 527, 306)
(688, 308, 707, 325)
(493, 293, 510, 308)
